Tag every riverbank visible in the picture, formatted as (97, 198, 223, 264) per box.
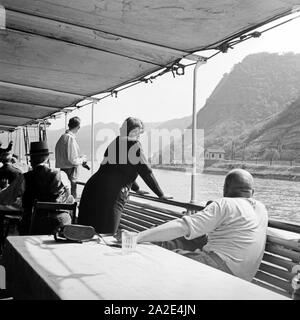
(152, 162, 300, 181)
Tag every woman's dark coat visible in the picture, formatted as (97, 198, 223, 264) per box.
(78, 137, 163, 233)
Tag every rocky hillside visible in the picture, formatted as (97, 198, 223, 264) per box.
(155, 115, 191, 131)
(194, 52, 300, 154)
(237, 96, 300, 159)
(152, 52, 300, 163)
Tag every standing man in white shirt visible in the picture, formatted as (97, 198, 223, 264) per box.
(55, 116, 87, 199)
(135, 169, 268, 281)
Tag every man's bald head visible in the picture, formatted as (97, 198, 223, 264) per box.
(223, 169, 254, 198)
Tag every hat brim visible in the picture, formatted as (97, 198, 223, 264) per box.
(25, 151, 53, 156)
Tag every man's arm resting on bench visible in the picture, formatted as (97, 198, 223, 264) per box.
(137, 219, 189, 243)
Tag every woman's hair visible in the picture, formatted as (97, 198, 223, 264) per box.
(120, 117, 144, 136)
(68, 116, 81, 130)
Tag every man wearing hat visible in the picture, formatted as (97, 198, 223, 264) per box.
(0, 141, 72, 235)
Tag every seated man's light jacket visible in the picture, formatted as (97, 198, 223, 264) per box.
(182, 197, 268, 281)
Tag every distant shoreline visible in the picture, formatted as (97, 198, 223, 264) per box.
(152, 164, 300, 182)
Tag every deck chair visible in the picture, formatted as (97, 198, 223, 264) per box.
(29, 201, 77, 235)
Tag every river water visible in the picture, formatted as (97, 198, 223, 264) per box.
(78, 167, 300, 224)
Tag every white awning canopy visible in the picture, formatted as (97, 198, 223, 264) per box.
(0, 0, 299, 129)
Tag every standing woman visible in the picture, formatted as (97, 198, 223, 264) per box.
(78, 117, 170, 234)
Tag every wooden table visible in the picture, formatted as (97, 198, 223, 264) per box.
(3, 235, 289, 300)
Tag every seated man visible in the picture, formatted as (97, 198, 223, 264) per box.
(136, 169, 268, 282)
(0, 152, 22, 190)
(11, 154, 29, 173)
(0, 141, 72, 235)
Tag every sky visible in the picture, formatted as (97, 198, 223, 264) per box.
(48, 12, 300, 131)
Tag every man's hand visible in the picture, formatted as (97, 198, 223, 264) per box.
(113, 229, 122, 242)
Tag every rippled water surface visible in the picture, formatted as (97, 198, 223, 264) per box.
(79, 167, 300, 224)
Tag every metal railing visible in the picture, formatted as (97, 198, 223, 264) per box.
(76, 181, 300, 232)
(76, 180, 204, 212)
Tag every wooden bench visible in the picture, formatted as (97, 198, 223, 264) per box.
(120, 193, 300, 300)
(119, 193, 197, 232)
(253, 220, 300, 299)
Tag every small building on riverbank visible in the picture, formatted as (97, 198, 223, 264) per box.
(204, 147, 226, 160)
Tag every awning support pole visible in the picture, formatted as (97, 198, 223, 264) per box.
(64, 112, 68, 131)
(18, 127, 22, 161)
(190, 59, 206, 205)
(91, 102, 95, 174)
(23, 127, 29, 165)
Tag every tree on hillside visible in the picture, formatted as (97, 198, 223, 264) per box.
(263, 148, 280, 166)
(230, 138, 244, 160)
(244, 145, 261, 163)
(280, 149, 298, 166)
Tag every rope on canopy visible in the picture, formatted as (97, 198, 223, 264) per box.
(185, 13, 300, 67)
(200, 9, 300, 51)
(43, 59, 199, 119)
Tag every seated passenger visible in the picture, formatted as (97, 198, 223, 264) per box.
(11, 154, 30, 173)
(136, 169, 268, 281)
(0, 140, 13, 157)
(0, 152, 22, 190)
(0, 141, 72, 235)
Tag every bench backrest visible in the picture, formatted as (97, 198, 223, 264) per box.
(121, 194, 300, 300)
(252, 221, 300, 299)
(120, 192, 204, 232)
(120, 199, 186, 232)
